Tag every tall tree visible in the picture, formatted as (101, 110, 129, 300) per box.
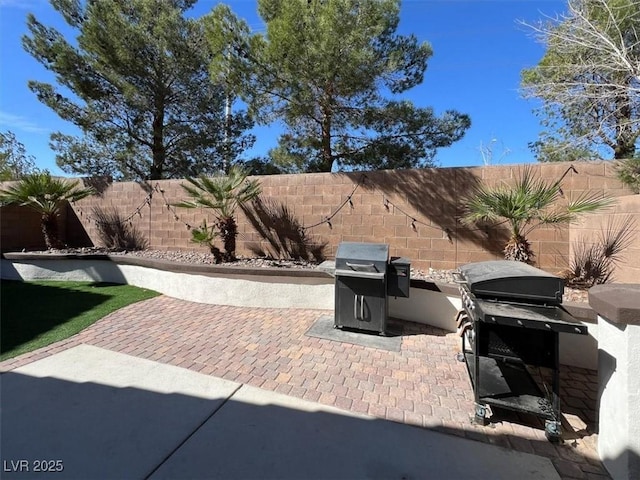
(23, 0, 255, 181)
(0, 131, 39, 181)
(206, 0, 470, 173)
(522, 0, 640, 161)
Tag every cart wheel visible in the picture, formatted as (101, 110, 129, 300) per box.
(473, 414, 488, 426)
(473, 404, 489, 426)
(545, 420, 562, 443)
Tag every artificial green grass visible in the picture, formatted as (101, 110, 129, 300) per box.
(0, 280, 160, 361)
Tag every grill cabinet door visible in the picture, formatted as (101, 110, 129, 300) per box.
(335, 275, 387, 334)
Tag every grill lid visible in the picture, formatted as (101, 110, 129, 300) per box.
(459, 260, 564, 304)
(335, 242, 389, 273)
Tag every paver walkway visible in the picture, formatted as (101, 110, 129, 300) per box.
(0, 295, 608, 479)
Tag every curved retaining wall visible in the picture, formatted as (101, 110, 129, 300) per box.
(1, 253, 597, 369)
(1, 254, 335, 310)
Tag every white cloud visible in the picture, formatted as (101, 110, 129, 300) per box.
(0, 111, 50, 134)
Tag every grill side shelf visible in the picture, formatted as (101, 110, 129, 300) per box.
(475, 299, 588, 335)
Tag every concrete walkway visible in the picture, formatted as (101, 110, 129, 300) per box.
(0, 296, 607, 479)
(2, 345, 559, 480)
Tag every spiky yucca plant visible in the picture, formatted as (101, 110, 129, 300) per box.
(463, 166, 613, 264)
(0, 172, 94, 249)
(565, 215, 636, 288)
(176, 166, 261, 261)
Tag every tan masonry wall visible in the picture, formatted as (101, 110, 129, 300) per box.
(1, 161, 634, 273)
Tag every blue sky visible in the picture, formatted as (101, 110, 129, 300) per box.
(0, 0, 568, 175)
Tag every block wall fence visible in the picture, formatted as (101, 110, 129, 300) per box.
(1, 161, 636, 276)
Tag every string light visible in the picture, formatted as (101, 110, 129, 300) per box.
(71, 169, 524, 242)
(301, 174, 366, 230)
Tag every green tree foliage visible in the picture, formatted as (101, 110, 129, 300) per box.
(462, 166, 613, 264)
(23, 0, 255, 181)
(176, 166, 261, 261)
(0, 172, 94, 249)
(528, 132, 599, 163)
(522, 0, 640, 161)
(614, 156, 640, 193)
(206, 0, 470, 173)
(0, 131, 39, 180)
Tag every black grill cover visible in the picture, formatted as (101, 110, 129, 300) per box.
(459, 260, 564, 304)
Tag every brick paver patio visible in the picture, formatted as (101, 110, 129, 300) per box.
(0, 295, 608, 479)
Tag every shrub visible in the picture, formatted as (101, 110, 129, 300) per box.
(189, 219, 223, 263)
(565, 215, 636, 288)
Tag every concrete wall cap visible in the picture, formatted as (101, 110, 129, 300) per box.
(589, 284, 640, 325)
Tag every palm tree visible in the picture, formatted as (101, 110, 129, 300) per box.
(0, 172, 94, 249)
(176, 166, 261, 261)
(462, 166, 613, 264)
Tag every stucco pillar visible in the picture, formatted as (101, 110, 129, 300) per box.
(589, 284, 640, 480)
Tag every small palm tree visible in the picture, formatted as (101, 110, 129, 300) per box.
(0, 172, 94, 249)
(463, 166, 613, 264)
(176, 166, 261, 261)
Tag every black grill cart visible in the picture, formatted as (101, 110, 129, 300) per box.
(334, 242, 409, 335)
(456, 260, 587, 442)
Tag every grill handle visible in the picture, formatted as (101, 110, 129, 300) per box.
(335, 269, 385, 280)
(360, 294, 365, 320)
(345, 262, 378, 272)
(354, 295, 359, 320)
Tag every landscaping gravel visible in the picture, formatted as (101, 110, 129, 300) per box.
(22, 247, 589, 303)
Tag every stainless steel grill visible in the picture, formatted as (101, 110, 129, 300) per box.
(334, 242, 410, 335)
(455, 260, 587, 442)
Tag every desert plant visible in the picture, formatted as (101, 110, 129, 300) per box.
(463, 166, 613, 264)
(190, 219, 223, 263)
(565, 215, 636, 288)
(91, 206, 148, 251)
(0, 172, 94, 249)
(614, 157, 640, 194)
(176, 166, 261, 261)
